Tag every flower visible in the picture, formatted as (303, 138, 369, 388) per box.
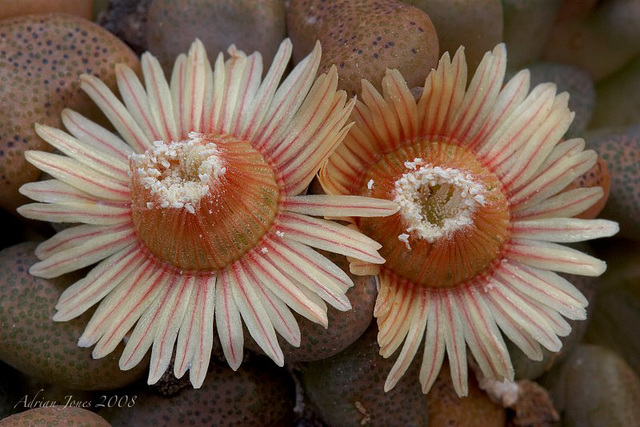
(319, 44, 619, 397)
(17, 39, 398, 387)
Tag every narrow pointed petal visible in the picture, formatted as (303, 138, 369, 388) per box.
(147, 276, 195, 384)
(506, 239, 607, 277)
(458, 286, 513, 381)
(174, 274, 216, 388)
(54, 245, 145, 321)
(229, 52, 263, 136)
(217, 46, 249, 134)
(171, 54, 189, 134)
(240, 39, 292, 140)
(25, 151, 129, 201)
(484, 280, 561, 353)
(417, 47, 467, 137)
(215, 268, 244, 370)
(142, 51, 180, 143)
(514, 187, 604, 220)
(442, 291, 468, 397)
(202, 52, 225, 133)
(274, 73, 349, 159)
(282, 123, 353, 195)
(61, 109, 134, 161)
(361, 78, 402, 151)
(82, 261, 163, 355)
(377, 277, 415, 356)
(419, 294, 446, 394)
(525, 296, 572, 337)
(254, 42, 321, 152)
(35, 124, 129, 181)
(17, 201, 130, 225)
(120, 275, 178, 371)
(19, 180, 99, 204)
(467, 69, 530, 151)
(241, 258, 300, 346)
(384, 290, 428, 392)
(512, 151, 597, 210)
(511, 218, 619, 242)
(501, 93, 574, 188)
(36, 223, 122, 259)
(497, 260, 589, 319)
(268, 68, 339, 159)
(276, 69, 355, 194)
(231, 263, 284, 366)
(283, 195, 398, 218)
(382, 69, 419, 141)
(489, 309, 544, 361)
(318, 102, 381, 196)
(29, 227, 135, 278)
(449, 44, 506, 140)
(277, 212, 384, 264)
(262, 237, 352, 310)
(478, 83, 557, 166)
(80, 74, 151, 153)
(245, 250, 328, 327)
(116, 63, 163, 142)
(170, 39, 207, 137)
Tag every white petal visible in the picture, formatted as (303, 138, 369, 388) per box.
(147, 275, 196, 384)
(215, 268, 244, 370)
(282, 195, 398, 218)
(230, 263, 284, 366)
(30, 227, 135, 278)
(506, 239, 607, 277)
(277, 212, 384, 264)
(511, 218, 619, 242)
(384, 290, 428, 392)
(80, 74, 151, 152)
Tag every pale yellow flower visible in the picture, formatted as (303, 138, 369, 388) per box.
(319, 44, 618, 396)
(18, 39, 397, 388)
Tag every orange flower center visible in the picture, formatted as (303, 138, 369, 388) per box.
(129, 133, 280, 271)
(357, 141, 510, 288)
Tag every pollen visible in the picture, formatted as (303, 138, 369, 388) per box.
(130, 135, 226, 215)
(393, 158, 487, 243)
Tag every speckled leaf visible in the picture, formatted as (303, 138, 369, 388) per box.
(146, 0, 286, 72)
(0, 406, 110, 426)
(287, 0, 439, 97)
(404, 0, 503, 72)
(587, 126, 640, 240)
(0, 242, 147, 390)
(540, 345, 640, 426)
(102, 357, 295, 426)
(301, 325, 429, 426)
(0, 13, 139, 215)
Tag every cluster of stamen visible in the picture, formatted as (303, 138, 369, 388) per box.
(130, 132, 226, 214)
(394, 158, 486, 244)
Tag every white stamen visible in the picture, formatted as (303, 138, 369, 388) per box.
(276, 230, 285, 238)
(130, 133, 226, 215)
(367, 179, 374, 190)
(394, 159, 486, 244)
(261, 247, 268, 254)
(398, 233, 411, 250)
(403, 158, 423, 170)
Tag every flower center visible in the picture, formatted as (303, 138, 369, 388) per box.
(393, 160, 487, 244)
(358, 141, 510, 288)
(129, 132, 280, 271)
